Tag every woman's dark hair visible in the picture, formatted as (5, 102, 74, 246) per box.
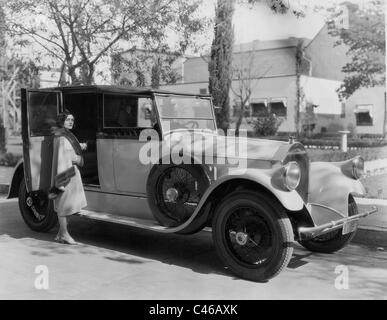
(56, 109, 74, 128)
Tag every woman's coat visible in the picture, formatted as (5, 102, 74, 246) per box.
(52, 135, 87, 216)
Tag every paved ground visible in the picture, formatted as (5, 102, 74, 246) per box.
(1, 199, 387, 300)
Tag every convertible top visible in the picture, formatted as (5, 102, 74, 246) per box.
(32, 85, 212, 98)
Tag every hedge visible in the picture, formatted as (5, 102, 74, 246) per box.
(0, 153, 22, 167)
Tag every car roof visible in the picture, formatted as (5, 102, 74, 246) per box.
(37, 85, 212, 98)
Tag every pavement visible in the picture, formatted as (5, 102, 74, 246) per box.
(0, 198, 387, 300)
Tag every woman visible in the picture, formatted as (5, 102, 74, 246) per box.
(50, 110, 87, 245)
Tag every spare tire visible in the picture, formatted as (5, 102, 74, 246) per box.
(146, 164, 210, 227)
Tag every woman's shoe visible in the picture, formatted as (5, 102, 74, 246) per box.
(54, 236, 78, 245)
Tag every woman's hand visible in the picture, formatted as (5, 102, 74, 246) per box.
(80, 142, 87, 151)
(72, 155, 83, 166)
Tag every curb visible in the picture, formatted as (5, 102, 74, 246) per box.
(353, 228, 387, 248)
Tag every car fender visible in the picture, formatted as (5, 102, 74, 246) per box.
(202, 168, 305, 211)
(168, 167, 305, 234)
(308, 161, 366, 226)
(7, 159, 24, 199)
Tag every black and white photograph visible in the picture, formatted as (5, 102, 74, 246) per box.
(0, 0, 386, 302)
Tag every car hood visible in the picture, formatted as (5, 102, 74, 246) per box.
(164, 131, 291, 162)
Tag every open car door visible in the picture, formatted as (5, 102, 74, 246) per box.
(21, 89, 62, 193)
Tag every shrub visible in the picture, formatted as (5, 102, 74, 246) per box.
(251, 113, 281, 137)
(0, 153, 22, 167)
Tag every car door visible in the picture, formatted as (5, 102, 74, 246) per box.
(21, 88, 61, 192)
(100, 93, 156, 195)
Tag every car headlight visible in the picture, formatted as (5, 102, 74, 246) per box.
(283, 161, 301, 191)
(352, 156, 364, 179)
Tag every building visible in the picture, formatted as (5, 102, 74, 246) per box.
(160, 8, 386, 137)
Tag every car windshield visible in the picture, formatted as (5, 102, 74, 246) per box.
(155, 95, 216, 132)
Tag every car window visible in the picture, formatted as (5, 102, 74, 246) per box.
(103, 94, 154, 128)
(157, 96, 213, 119)
(28, 91, 59, 136)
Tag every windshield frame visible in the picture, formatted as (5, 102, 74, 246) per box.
(153, 93, 217, 135)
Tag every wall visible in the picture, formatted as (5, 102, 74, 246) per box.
(182, 46, 299, 84)
(346, 86, 386, 136)
(161, 75, 298, 133)
(304, 24, 350, 81)
(300, 75, 385, 135)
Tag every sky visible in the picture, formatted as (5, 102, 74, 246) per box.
(233, 2, 325, 43)
(197, 0, 378, 48)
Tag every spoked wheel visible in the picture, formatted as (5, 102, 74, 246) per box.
(18, 179, 57, 232)
(147, 165, 210, 227)
(212, 191, 294, 282)
(299, 195, 358, 253)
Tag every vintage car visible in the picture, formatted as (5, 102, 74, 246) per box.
(8, 85, 377, 282)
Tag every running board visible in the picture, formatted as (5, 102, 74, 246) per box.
(76, 209, 171, 232)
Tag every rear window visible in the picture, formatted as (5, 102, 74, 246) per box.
(103, 94, 153, 128)
(28, 91, 59, 136)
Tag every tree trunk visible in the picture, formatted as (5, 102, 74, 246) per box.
(208, 0, 234, 134)
(80, 64, 94, 85)
(235, 107, 244, 137)
(151, 62, 161, 89)
(68, 66, 79, 85)
(0, 124, 7, 154)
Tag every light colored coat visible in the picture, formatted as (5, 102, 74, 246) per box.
(52, 136, 87, 216)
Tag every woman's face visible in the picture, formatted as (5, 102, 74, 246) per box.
(63, 114, 75, 130)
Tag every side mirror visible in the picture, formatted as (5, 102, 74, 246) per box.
(214, 106, 222, 111)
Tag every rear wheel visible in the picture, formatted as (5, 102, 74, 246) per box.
(212, 191, 294, 282)
(299, 195, 358, 253)
(18, 179, 58, 232)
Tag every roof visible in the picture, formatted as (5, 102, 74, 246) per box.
(36, 85, 211, 98)
(233, 37, 311, 53)
(186, 37, 312, 61)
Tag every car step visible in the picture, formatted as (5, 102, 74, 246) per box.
(76, 209, 170, 232)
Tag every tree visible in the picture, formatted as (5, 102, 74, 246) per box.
(208, 0, 234, 133)
(0, 2, 7, 153)
(5, 0, 205, 85)
(110, 47, 182, 89)
(231, 53, 272, 136)
(209, 0, 304, 132)
(247, 0, 305, 17)
(327, 0, 385, 99)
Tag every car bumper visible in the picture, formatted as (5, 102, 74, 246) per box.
(298, 205, 378, 240)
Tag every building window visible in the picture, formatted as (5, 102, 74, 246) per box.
(355, 105, 373, 126)
(269, 98, 287, 117)
(250, 101, 268, 117)
(199, 88, 207, 95)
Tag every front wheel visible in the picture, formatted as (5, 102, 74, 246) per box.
(298, 195, 358, 253)
(18, 179, 58, 232)
(212, 191, 294, 282)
